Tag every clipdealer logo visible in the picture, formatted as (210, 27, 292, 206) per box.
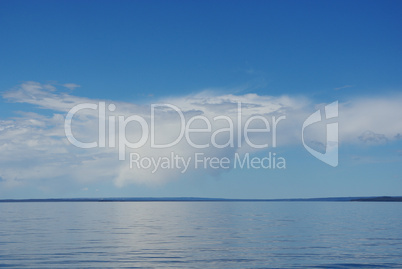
(64, 101, 338, 172)
(302, 101, 338, 167)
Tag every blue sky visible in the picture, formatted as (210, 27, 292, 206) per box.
(0, 0, 401, 199)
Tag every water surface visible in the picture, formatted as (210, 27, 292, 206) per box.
(0, 202, 401, 268)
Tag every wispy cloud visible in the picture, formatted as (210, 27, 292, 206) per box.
(358, 130, 388, 144)
(334, 85, 353, 90)
(62, 83, 81, 90)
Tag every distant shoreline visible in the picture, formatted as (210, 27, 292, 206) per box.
(0, 196, 401, 203)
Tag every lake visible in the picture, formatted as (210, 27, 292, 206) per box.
(0, 202, 401, 268)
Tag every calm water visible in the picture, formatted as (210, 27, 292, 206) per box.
(0, 202, 401, 268)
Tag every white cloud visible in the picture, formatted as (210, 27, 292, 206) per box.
(334, 85, 353, 90)
(339, 96, 402, 143)
(62, 83, 81, 90)
(1, 82, 401, 191)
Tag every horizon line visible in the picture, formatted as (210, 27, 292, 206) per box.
(1, 196, 401, 203)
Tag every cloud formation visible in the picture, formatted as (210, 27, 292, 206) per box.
(358, 130, 388, 144)
(1, 82, 402, 191)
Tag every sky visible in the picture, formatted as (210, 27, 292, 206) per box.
(0, 0, 401, 199)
